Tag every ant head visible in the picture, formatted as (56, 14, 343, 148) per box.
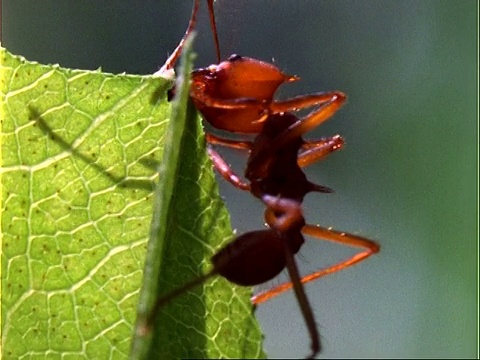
(215, 54, 298, 100)
(193, 54, 299, 101)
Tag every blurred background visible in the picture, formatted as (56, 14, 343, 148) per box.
(3, 1, 477, 358)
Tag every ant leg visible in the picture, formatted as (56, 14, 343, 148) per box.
(205, 133, 252, 191)
(275, 92, 347, 148)
(281, 233, 321, 358)
(298, 134, 344, 168)
(208, 133, 342, 192)
(207, 145, 250, 191)
(195, 92, 344, 122)
(250, 93, 346, 166)
(262, 195, 320, 356)
(252, 224, 379, 304)
(157, 0, 200, 75)
(269, 91, 345, 114)
(192, 92, 266, 111)
(206, 133, 253, 152)
(208, 130, 342, 169)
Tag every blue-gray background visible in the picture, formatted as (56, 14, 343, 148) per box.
(3, 1, 477, 358)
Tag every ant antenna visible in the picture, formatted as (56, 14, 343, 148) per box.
(160, 0, 201, 73)
(159, 0, 222, 75)
(207, 0, 222, 63)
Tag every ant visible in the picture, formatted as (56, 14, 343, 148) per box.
(148, 0, 380, 359)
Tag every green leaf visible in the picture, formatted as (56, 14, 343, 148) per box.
(1, 42, 264, 359)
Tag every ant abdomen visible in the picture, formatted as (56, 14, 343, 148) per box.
(211, 229, 304, 287)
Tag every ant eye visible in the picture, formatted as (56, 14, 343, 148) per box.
(228, 54, 243, 62)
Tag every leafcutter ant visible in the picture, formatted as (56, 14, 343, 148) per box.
(150, 1, 380, 358)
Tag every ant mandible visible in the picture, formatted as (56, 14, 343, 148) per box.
(150, 1, 380, 358)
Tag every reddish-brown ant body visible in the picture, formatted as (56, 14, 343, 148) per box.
(151, 1, 380, 358)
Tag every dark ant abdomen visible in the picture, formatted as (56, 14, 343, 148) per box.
(212, 228, 305, 287)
